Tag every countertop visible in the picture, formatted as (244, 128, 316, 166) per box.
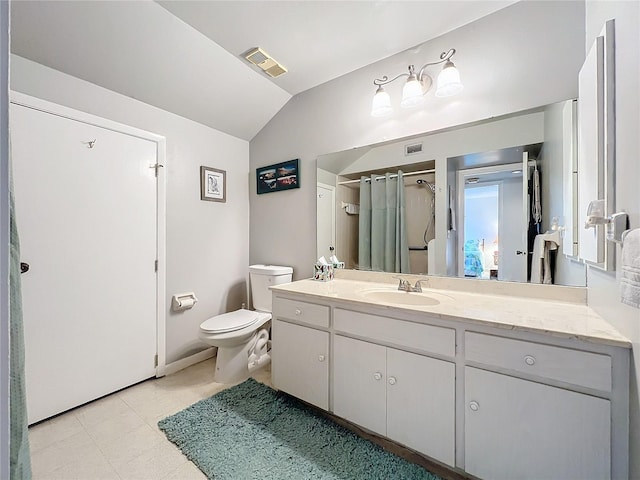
(271, 278, 631, 348)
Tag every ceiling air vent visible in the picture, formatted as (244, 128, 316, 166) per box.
(244, 47, 288, 78)
(405, 143, 423, 156)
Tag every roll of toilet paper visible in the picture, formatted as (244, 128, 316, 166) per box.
(172, 292, 198, 311)
(178, 297, 195, 309)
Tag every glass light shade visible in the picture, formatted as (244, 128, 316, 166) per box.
(370, 87, 392, 117)
(400, 75, 425, 108)
(435, 61, 463, 97)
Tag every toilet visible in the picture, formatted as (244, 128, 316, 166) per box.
(198, 264, 293, 383)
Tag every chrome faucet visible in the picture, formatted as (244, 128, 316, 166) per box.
(393, 276, 429, 292)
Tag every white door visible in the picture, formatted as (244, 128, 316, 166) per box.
(316, 183, 335, 260)
(11, 103, 159, 424)
(271, 320, 329, 410)
(499, 171, 527, 282)
(386, 348, 455, 466)
(465, 367, 611, 480)
(333, 335, 387, 436)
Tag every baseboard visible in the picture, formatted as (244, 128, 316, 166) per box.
(162, 347, 217, 376)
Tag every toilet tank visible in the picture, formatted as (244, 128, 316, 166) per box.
(249, 264, 293, 313)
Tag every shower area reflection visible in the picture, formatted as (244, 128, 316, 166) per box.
(320, 163, 437, 274)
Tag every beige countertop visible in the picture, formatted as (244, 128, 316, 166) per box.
(271, 277, 631, 348)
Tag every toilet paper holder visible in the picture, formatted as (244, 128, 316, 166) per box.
(172, 292, 198, 312)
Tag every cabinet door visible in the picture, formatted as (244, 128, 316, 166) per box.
(465, 367, 610, 480)
(271, 320, 329, 410)
(333, 335, 387, 436)
(387, 348, 455, 466)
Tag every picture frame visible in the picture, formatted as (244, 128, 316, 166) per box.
(200, 166, 226, 203)
(256, 159, 300, 194)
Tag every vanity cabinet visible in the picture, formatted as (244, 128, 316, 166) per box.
(465, 331, 613, 480)
(333, 335, 455, 466)
(270, 288, 629, 480)
(272, 320, 329, 409)
(271, 296, 330, 410)
(465, 367, 610, 480)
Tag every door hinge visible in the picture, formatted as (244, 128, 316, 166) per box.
(154, 354, 158, 368)
(154, 260, 158, 272)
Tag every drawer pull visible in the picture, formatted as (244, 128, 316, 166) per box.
(469, 401, 480, 412)
(524, 355, 536, 366)
(295, 309, 302, 316)
(388, 376, 397, 385)
(318, 355, 325, 362)
(373, 372, 382, 381)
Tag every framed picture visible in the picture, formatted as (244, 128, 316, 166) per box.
(257, 159, 300, 194)
(200, 166, 226, 202)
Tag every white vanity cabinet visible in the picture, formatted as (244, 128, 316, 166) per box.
(270, 286, 629, 480)
(464, 331, 615, 480)
(271, 297, 330, 410)
(465, 367, 610, 480)
(334, 335, 455, 466)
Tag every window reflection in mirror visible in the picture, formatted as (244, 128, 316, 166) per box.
(316, 101, 587, 287)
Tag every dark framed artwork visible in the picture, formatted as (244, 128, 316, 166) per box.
(256, 159, 300, 194)
(200, 166, 226, 202)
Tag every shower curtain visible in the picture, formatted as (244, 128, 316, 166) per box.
(358, 171, 410, 273)
(10, 164, 32, 479)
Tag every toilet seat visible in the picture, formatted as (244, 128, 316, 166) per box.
(200, 309, 261, 334)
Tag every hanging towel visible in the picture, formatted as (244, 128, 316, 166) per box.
(530, 232, 560, 284)
(621, 228, 640, 308)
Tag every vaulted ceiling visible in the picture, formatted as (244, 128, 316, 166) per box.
(10, 0, 516, 141)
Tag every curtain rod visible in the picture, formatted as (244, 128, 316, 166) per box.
(337, 168, 435, 185)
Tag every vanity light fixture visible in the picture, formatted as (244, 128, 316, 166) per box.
(371, 48, 463, 117)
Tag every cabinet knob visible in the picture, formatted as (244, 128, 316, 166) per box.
(524, 355, 536, 366)
(373, 372, 382, 381)
(388, 376, 397, 385)
(469, 401, 480, 412)
(318, 355, 325, 362)
(295, 309, 302, 316)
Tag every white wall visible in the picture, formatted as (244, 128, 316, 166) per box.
(250, 0, 585, 279)
(584, 2, 640, 477)
(10, 55, 250, 365)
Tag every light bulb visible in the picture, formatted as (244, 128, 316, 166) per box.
(435, 60, 463, 98)
(370, 86, 392, 117)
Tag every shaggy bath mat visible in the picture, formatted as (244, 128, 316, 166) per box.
(158, 378, 442, 479)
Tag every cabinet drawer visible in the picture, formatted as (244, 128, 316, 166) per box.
(272, 296, 330, 328)
(465, 332, 611, 391)
(334, 309, 455, 357)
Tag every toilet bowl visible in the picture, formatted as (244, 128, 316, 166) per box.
(198, 264, 292, 383)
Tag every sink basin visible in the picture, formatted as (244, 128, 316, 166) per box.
(359, 289, 443, 306)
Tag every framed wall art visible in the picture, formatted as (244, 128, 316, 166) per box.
(257, 159, 300, 194)
(200, 166, 226, 203)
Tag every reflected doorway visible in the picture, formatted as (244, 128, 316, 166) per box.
(457, 162, 527, 282)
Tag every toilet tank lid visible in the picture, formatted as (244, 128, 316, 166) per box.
(249, 264, 293, 276)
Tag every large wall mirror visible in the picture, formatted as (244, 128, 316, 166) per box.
(316, 100, 587, 287)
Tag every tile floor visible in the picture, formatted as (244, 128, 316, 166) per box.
(28, 357, 273, 480)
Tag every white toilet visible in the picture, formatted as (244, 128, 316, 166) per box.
(198, 264, 293, 383)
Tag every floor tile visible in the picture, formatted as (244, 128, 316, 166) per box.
(40, 452, 120, 480)
(162, 460, 207, 480)
(112, 441, 189, 480)
(95, 423, 165, 469)
(28, 413, 85, 453)
(74, 394, 136, 430)
(31, 430, 104, 478)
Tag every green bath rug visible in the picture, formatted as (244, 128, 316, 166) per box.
(158, 378, 442, 480)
